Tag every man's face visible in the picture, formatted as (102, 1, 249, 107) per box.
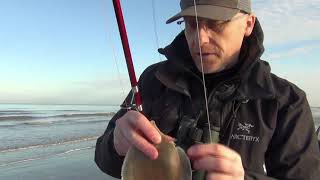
(184, 13, 255, 74)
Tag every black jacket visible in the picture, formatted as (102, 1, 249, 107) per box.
(95, 20, 320, 179)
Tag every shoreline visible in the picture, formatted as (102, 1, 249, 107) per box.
(0, 145, 118, 180)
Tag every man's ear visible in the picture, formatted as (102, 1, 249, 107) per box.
(244, 14, 256, 37)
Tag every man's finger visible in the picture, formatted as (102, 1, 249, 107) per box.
(193, 156, 244, 176)
(187, 143, 241, 162)
(127, 111, 161, 144)
(207, 172, 234, 180)
(120, 119, 159, 160)
(113, 127, 131, 156)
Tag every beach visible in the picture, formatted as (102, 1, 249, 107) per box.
(0, 140, 118, 180)
(0, 104, 319, 180)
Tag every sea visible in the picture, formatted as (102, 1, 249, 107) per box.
(0, 104, 319, 179)
(312, 107, 320, 131)
(0, 104, 119, 180)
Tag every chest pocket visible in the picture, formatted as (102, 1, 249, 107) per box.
(149, 88, 182, 134)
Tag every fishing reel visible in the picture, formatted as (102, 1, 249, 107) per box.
(176, 115, 220, 152)
(120, 86, 143, 112)
(176, 116, 202, 151)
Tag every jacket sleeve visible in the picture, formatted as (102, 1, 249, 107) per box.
(265, 91, 320, 179)
(244, 170, 277, 180)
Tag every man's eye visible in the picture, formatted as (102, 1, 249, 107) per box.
(187, 22, 197, 29)
(210, 21, 222, 26)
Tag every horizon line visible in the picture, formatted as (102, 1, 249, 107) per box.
(0, 102, 121, 106)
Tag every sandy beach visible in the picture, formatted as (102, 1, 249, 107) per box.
(0, 144, 118, 180)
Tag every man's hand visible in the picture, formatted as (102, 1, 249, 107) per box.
(188, 143, 244, 180)
(113, 110, 162, 160)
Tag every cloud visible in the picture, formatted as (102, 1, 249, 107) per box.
(277, 70, 320, 107)
(57, 75, 131, 105)
(72, 75, 130, 92)
(254, 0, 320, 45)
(263, 44, 319, 60)
(0, 75, 131, 105)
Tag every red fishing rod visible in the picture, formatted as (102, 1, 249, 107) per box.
(112, 0, 143, 112)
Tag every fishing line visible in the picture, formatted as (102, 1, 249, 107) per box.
(151, 0, 162, 61)
(105, 0, 128, 107)
(192, 0, 213, 143)
(108, 34, 128, 107)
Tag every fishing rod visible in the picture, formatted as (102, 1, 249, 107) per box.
(112, 0, 143, 112)
(112, 0, 212, 144)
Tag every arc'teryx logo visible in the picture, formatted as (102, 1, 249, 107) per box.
(237, 122, 254, 134)
(231, 122, 260, 143)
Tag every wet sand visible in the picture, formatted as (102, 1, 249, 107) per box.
(0, 148, 119, 180)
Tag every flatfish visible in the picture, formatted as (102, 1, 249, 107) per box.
(121, 121, 192, 180)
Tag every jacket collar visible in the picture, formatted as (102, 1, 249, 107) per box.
(155, 19, 275, 100)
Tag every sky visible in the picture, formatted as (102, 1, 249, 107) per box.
(0, 0, 319, 106)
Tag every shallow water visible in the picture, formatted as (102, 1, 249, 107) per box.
(0, 104, 117, 152)
(0, 104, 119, 180)
(312, 107, 320, 128)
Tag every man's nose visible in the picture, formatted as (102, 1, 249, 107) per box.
(197, 25, 210, 45)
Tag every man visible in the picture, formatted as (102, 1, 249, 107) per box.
(95, 0, 320, 179)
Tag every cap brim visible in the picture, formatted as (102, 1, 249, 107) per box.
(166, 5, 240, 24)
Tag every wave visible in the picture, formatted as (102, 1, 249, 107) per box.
(0, 118, 109, 128)
(54, 112, 116, 118)
(0, 146, 95, 167)
(0, 110, 32, 113)
(21, 121, 53, 126)
(0, 115, 41, 121)
(0, 112, 116, 121)
(0, 136, 99, 153)
(23, 119, 107, 126)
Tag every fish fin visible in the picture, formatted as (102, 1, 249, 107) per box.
(121, 148, 132, 180)
(177, 146, 192, 180)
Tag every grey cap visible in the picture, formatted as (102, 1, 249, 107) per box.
(166, 0, 251, 24)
